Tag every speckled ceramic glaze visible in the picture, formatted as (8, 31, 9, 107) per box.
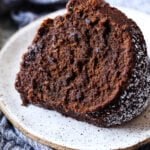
(0, 8, 149, 150)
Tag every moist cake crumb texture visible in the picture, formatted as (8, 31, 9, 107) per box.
(15, 0, 150, 127)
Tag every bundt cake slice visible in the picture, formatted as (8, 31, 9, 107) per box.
(15, 0, 150, 127)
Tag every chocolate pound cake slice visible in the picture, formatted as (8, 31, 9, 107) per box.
(15, 0, 150, 127)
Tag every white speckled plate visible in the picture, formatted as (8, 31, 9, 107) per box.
(0, 7, 150, 150)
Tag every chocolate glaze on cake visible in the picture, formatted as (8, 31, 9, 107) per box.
(15, 0, 150, 127)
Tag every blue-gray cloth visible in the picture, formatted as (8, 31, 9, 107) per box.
(0, 0, 150, 149)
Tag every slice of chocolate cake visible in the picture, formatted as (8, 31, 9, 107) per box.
(15, 0, 150, 127)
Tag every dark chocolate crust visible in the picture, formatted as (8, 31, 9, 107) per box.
(15, 0, 150, 127)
